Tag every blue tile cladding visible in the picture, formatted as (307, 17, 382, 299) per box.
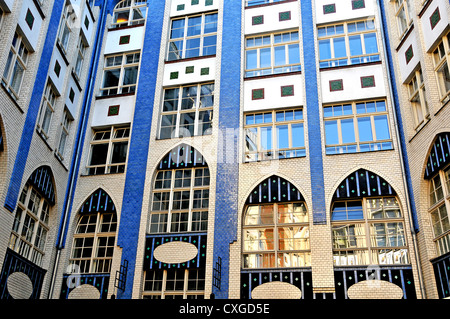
(4, 0, 65, 212)
(116, 0, 165, 299)
(377, 0, 419, 232)
(301, 1, 327, 224)
(212, 0, 241, 299)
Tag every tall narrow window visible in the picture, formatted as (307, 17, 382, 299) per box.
(69, 190, 117, 273)
(74, 36, 87, 79)
(168, 12, 218, 61)
(393, 0, 413, 37)
(432, 33, 450, 105)
(408, 68, 429, 130)
(57, 109, 72, 160)
(37, 81, 57, 140)
(2, 31, 29, 99)
(100, 52, 140, 96)
(58, 5, 73, 55)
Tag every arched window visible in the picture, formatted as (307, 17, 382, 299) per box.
(242, 176, 310, 269)
(331, 169, 409, 266)
(149, 144, 209, 233)
(111, 0, 147, 28)
(425, 133, 450, 256)
(8, 167, 55, 267)
(69, 189, 117, 273)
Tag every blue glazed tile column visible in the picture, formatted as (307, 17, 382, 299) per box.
(4, 0, 65, 212)
(300, 1, 326, 224)
(116, 0, 165, 299)
(211, 0, 242, 299)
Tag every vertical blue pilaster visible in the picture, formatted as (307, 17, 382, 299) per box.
(4, 0, 65, 212)
(377, 0, 419, 232)
(212, 0, 242, 299)
(300, 1, 326, 224)
(116, 0, 165, 299)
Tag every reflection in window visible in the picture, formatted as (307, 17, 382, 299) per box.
(100, 52, 140, 96)
(324, 100, 393, 155)
(111, 0, 147, 28)
(331, 197, 409, 266)
(143, 269, 205, 299)
(242, 202, 310, 269)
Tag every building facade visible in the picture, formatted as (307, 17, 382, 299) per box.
(0, 0, 449, 300)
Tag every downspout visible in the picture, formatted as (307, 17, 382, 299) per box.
(47, 0, 108, 298)
(376, 0, 426, 299)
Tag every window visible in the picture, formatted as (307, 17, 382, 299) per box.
(332, 197, 409, 266)
(242, 202, 310, 268)
(56, 109, 72, 160)
(244, 108, 305, 162)
(432, 33, 450, 104)
(393, 0, 413, 37)
(37, 81, 57, 140)
(324, 100, 393, 155)
(318, 19, 380, 69)
(100, 52, 140, 96)
(8, 183, 50, 267)
(69, 211, 117, 273)
(168, 12, 218, 61)
(143, 269, 205, 299)
(429, 165, 450, 256)
(58, 5, 73, 55)
(87, 126, 130, 175)
(74, 36, 87, 79)
(111, 0, 147, 28)
(245, 30, 301, 78)
(408, 68, 429, 130)
(150, 166, 210, 233)
(159, 83, 214, 139)
(246, 0, 285, 6)
(2, 32, 29, 99)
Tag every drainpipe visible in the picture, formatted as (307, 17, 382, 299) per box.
(376, 0, 426, 299)
(47, 0, 108, 299)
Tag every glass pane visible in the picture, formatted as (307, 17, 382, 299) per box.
(260, 127, 272, 151)
(103, 69, 120, 88)
(123, 66, 138, 85)
(185, 38, 200, 58)
(374, 115, 390, 140)
(274, 46, 286, 66)
(325, 120, 339, 145)
(111, 142, 128, 164)
(349, 35, 363, 56)
(90, 144, 109, 165)
(364, 33, 378, 54)
(276, 125, 289, 149)
(288, 44, 300, 64)
(170, 19, 185, 39)
(204, 13, 218, 33)
(246, 50, 257, 70)
(357, 117, 373, 142)
(334, 37, 347, 58)
(260, 48, 271, 68)
(187, 16, 202, 36)
(319, 39, 331, 60)
(291, 123, 304, 148)
(341, 119, 355, 144)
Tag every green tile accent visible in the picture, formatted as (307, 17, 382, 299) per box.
(108, 105, 120, 116)
(252, 15, 263, 25)
(186, 66, 194, 74)
(205, 0, 213, 6)
(252, 89, 264, 100)
(352, 0, 365, 9)
(177, 4, 185, 11)
(281, 85, 294, 96)
(192, 0, 199, 4)
(170, 71, 179, 79)
(119, 35, 130, 45)
(279, 11, 291, 21)
(430, 8, 441, 29)
(54, 61, 61, 77)
(25, 9, 35, 29)
(330, 79, 343, 91)
(201, 67, 210, 75)
(405, 45, 413, 64)
(323, 4, 336, 14)
(361, 76, 375, 88)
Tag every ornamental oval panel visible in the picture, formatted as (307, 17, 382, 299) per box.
(153, 241, 198, 264)
(347, 280, 403, 299)
(251, 281, 302, 299)
(68, 284, 101, 299)
(7, 272, 33, 299)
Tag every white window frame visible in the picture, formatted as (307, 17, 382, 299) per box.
(36, 81, 57, 140)
(393, 0, 413, 38)
(2, 31, 29, 99)
(100, 52, 140, 96)
(111, 0, 147, 29)
(56, 109, 72, 160)
(408, 68, 429, 130)
(432, 33, 450, 105)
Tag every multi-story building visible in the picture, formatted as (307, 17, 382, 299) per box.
(0, 0, 448, 300)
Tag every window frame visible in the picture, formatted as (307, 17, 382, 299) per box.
(2, 31, 29, 99)
(36, 81, 57, 140)
(407, 68, 429, 130)
(331, 197, 409, 266)
(158, 82, 214, 139)
(149, 166, 210, 234)
(432, 33, 450, 105)
(111, 0, 147, 29)
(244, 108, 306, 162)
(86, 125, 130, 175)
(56, 109, 73, 160)
(393, 0, 413, 38)
(323, 99, 393, 155)
(100, 51, 140, 97)
(167, 12, 218, 61)
(317, 18, 380, 69)
(242, 202, 310, 269)
(244, 30, 301, 78)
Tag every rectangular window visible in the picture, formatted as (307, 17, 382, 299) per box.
(168, 12, 217, 61)
(324, 100, 393, 155)
(244, 108, 305, 162)
(57, 109, 73, 160)
(408, 68, 429, 130)
(159, 83, 214, 139)
(393, 0, 412, 37)
(143, 269, 205, 299)
(318, 19, 379, 69)
(37, 81, 57, 140)
(87, 126, 130, 175)
(245, 30, 301, 78)
(74, 36, 87, 79)
(100, 52, 140, 96)
(2, 31, 29, 99)
(58, 5, 72, 55)
(433, 34, 450, 104)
